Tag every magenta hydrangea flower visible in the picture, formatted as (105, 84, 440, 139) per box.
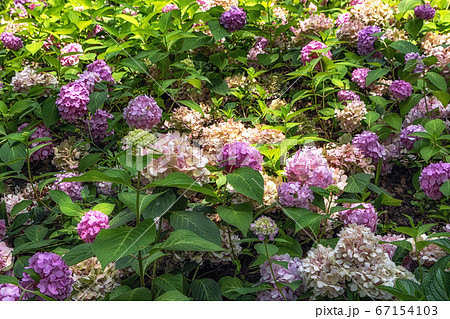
(219, 6, 247, 32)
(0, 32, 23, 50)
(20, 252, 74, 300)
(56, 82, 90, 122)
(278, 182, 314, 208)
(18, 123, 54, 162)
(351, 68, 370, 89)
(390, 80, 413, 101)
(339, 202, 378, 232)
(419, 161, 450, 200)
(379, 234, 405, 259)
(52, 172, 83, 201)
(0, 220, 6, 240)
(400, 124, 426, 150)
(336, 13, 350, 26)
(404, 52, 426, 74)
(357, 26, 381, 56)
(86, 109, 114, 143)
(123, 95, 162, 129)
(75, 71, 101, 93)
(414, 4, 436, 20)
(285, 145, 333, 189)
(217, 141, 263, 173)
(162, 4, 179, 12)
(337, 90, 360, 102)
(60, 43, 83, 67)
(353, 131, 386, 161)
(76, 210, 110, 243)
(86, 59, 115, 84)
(0, 284, 21, 301)
(301, 41, 332, 65)
(250, 216, 279, 241)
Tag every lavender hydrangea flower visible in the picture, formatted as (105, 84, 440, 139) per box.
(76, 210, 110, 243)
(162, 4, 179, 12)
(52, 172, 83, 201)
(351, 68, 370, 89)
(20, 252, 74, 300)
(390, 80, 413, 101)
(256, 286, 296, 301)
(0, 284, 21, 301)
(414, 4, 436, 20)
(339, 202, 378, 232)
(86, 59, 115, 84)
(56, 82, 90, 122)
(400, 124, 426, 150)
(18, 123, 54, 162)
(353, 131, 386, 161)
(404, 52, 426, 74)
(337, 90, 360, 102)
(301, 41, 332, 66)
(219, 6, 246, 32)
(123, 95, 162, 130)
(217, 141, 263, 173)
(419, 161, 450, 200)
(86, 109, 114, 142)
(357, 26, 381, 56)
(250, 216, 279, 241)
(0, 220, 5, 240)
(60, 43, 83, 67)
(278, 182, 314, 208)
(0, 32, 23, 50)
(75, 71, 101, 93)
(260, 253, 302, 284)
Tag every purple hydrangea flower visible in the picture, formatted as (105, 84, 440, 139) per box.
(60, 43, 83, 67)
(217, 141, 263, 173)
(75, 71, 101, 93)
(219, 6, 247, 32)
(419, 161, 450, 200)
(390, 80, 413, 101)
(259, 253, 302, 284)
(357, 26, 381, 56)
(86, 59, 115, 84)
(56, 82, 90, 122)
(400, 124, 426, 150)
(351, 68, 370, 89)
(353, 131, 386, 161)
(247, 36, 269, 61)
(278, 182, 314, 208)
(123, 95, 162, 130)
(162, 4, 179, 12)
(414, 4, 436, 20)
(0, 220, 5, 240)
(86, 109, 114, 143)
(250, 216, 279, 241)
(379, 234, 405, 259)
(0, 32, 23, 51)
(301, 41, 332, 66)
(404, 52, 426, 74)
(339, 202, 378, 232)
(337, 90, 360, 102)
(18, 123, 54, 162)
(20, 252, 74, 300)
(52, 172, 83, 201)
(0, 283, 21, 301)
(76, 210, 110, 243)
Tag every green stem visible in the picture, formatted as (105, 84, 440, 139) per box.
(264, 240, 287, 301)
(375, 158, 383, 187)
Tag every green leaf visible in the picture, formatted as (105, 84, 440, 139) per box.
(255, 243, 278, 257)
(78, 153, 102, 173)
(208, 19, 231, 41)
(364, 111, 381, 125)
(155, 290, 192, 301)
(181, 34, 212, 51)
(429, 238, 450, 254)
(13, 239, 59, 255)
(432, 90, 450, 109)
(366, 69, 390, 87)
(26, 41, 43, 54)
(142, 191, 177, 220)
(0, 142, 26, 172)
(179, 100, 204, 116)
(41, 97, 60, 128)
(91, 203, 115, 215)
(154, 273, 183, 293)
(10, 200, 32, 218)
(0, 275, 19, 286)
(440, 180, 450, 198)
(110, 209, 135, 228)
(420, 145, 441, 162)
(170, 211, 221, 246)
(226, 167, 264, 204)
(155, 229, 224, 252)
(116, 14, 140, 27)
(400, 93, 423, 117)
(92, 218, 157, 268)
(384, 113, 403, 130)
(426, 72, 447, 92)
(120, 58, 147, 73)
(159, 11, 172, 34)
(405, 18, 423, 37)
(424, 269, 449, 301)
(389, 41, 418, 54)
(191, 278, 222, 301)
(379, 192, 402, 206)
(344, 173, 371, 194)
(63, 170, 131, 187)
(217, 203, 253, 236)
(210, 52, 228, 71)
(398, 0, 422, 12)
(62, 243, 94, 266)
(131, 250, 167, 274)
(50, 190, 72, 205)
(118, 192, 163, 215)
(60, 202, 84, 217)
(87, 91, 108, 114)
(25, 225, 48, 242)
(380, 239, 413, 252)
(425, 119, 446, 138)
(283, 207, 325, 233)
(111, 288, 152, 301)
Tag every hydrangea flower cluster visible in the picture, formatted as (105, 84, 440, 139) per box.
(408, 234, 447, 267)
(0, 241, 13, 271)
(0, 32, 23, 50)
(219, 6, 246, 32)
(56, 82, 90, 122)
(60, 43, 83, 66)
(379, 234, 405, 259)
(250, 216, 278, 241)
(353, 131, 386, 161)
(278, 181, 314, 208)
(217, 141, 263, 173)
(123, 95, 162, 130)
(404, 96, 450, 126)
(336, 13, 350, 26)
(420, 32, 450, 77)
(389, 80, 413, 101)
(285, 145, 333, 189)
(335, 100, 367, 132)
(86, 109, 114, 143)
(52, 172, 83, 201)
(400, 124, 426, 150)
(339, 202, 378, 232)
(20, 252, 74, 300)
(77, 210, 110, 243)
(169, 103, 211, 132)
(350, 0, 394, 26)
(86, 59, 115, 84)
(18, 123, 54, 162)
(0, 283, 21, 301)
(121, 129, 157, 154)
(414, 4, 436, 20)
(351, 68, 370, 89)
(292, 14, 333, 46)
(300, 41, 332, 66)
(52, 137, 90, 171)
(419, 161, 450, 200)
(11, 67, 58, 94)
(357, 26, 381, 56)
(247, 37, 269, 61)
(162, 4, 179, 12)
(337, 90, 360, 102)
(404, 52, 426, 74)
(336, 17, 367, 47)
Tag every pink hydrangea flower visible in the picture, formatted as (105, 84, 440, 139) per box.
(336, 13, 350, 26)
(123, 95, 162, 129)
(419, 161, 450, 200)
(60, 43, 83, 67)
(217, 141, 263, 173)
(18, 123, 54, 162)
(339, 202, 378, 232)
(351, 68, 370, 89)
(52, 172, 83, 201)
(300, 41, 332, 67)
(278, 182, 314, 208)
(390, 80, 413, 101)
(162, 4, 179, 12)
(56, 82, 90, 122)
(76, 210, 110, 243)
